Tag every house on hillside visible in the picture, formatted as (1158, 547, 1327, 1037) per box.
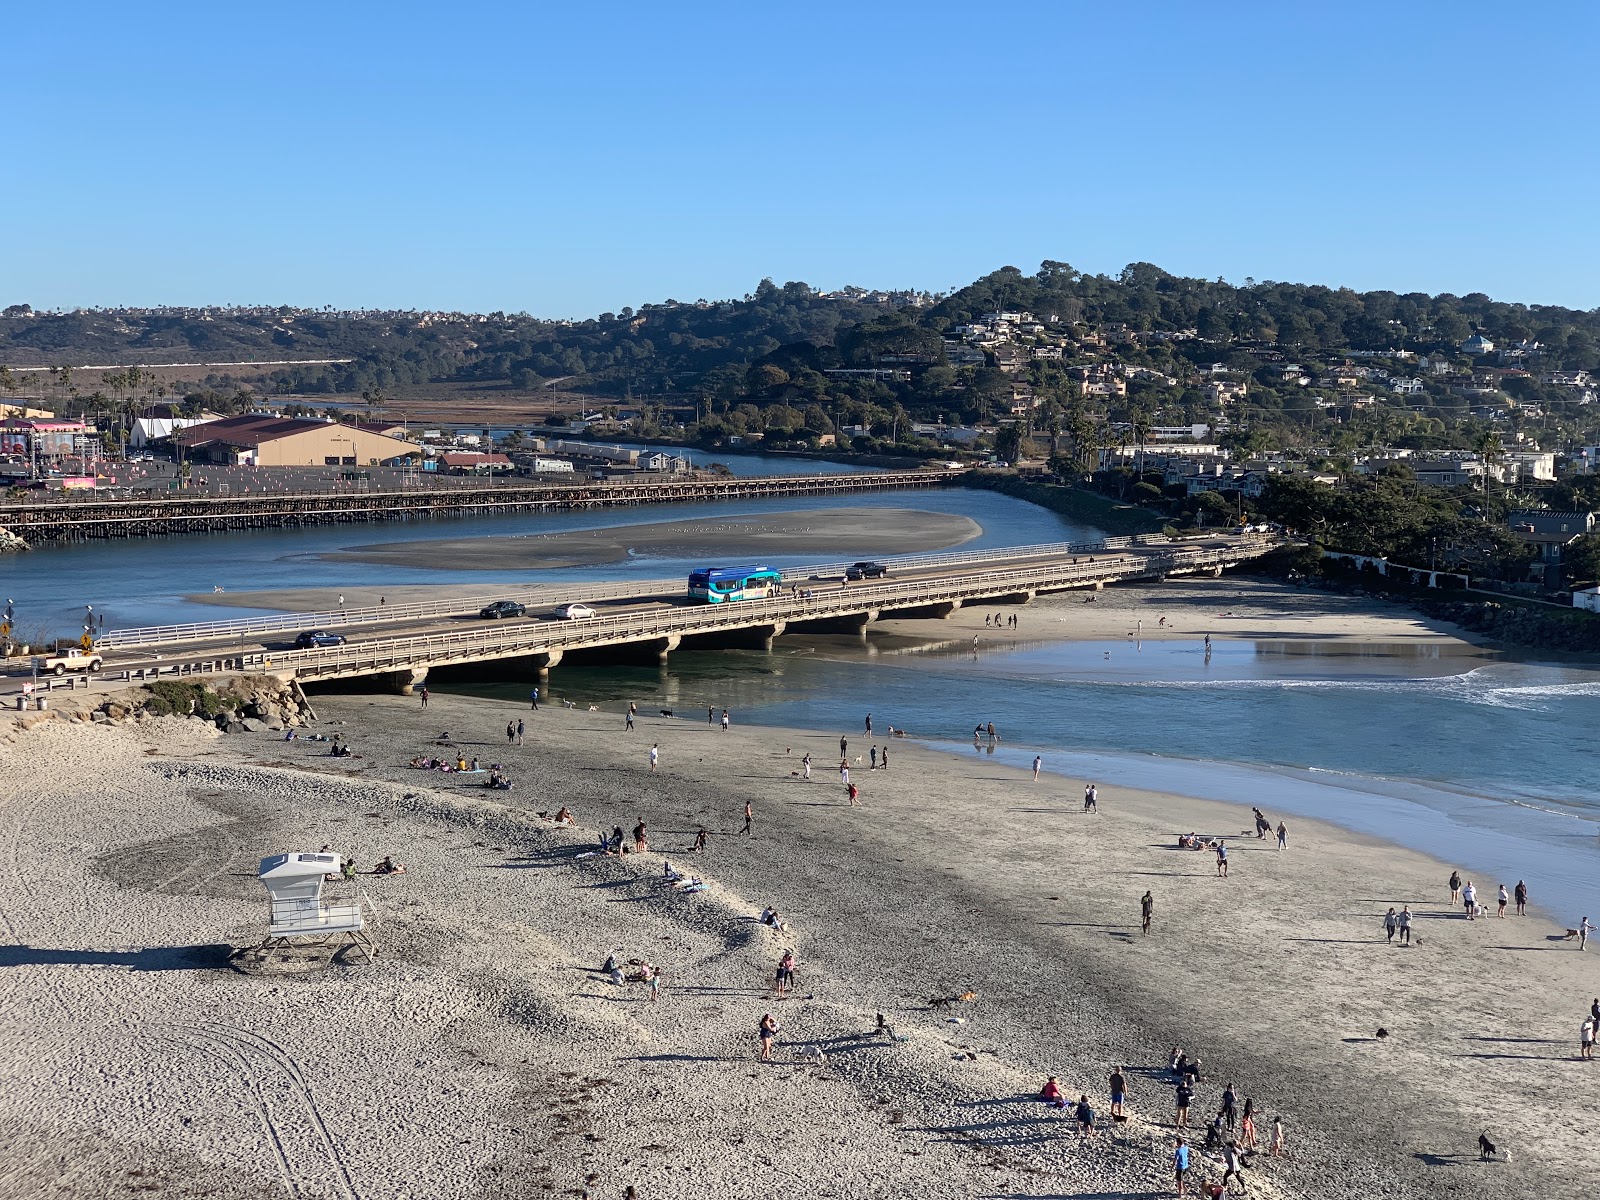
(1509, 509, 1595, 588)
(1461, 333, 1496, 356)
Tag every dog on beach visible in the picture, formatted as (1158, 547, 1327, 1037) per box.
(929, 990, 979, 1011)
(795, 1044, 827, 1067)
(587, 704, 599, 711)
(563, 699, 577, 708)
(1564, 927, 1582, 940)
(1478, 1131, 1510, 1161)
(660, 709, 674, 718)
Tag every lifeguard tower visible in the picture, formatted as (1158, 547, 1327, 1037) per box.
(255, 852, 376, 963)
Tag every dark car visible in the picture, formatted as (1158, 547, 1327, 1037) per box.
(479, 600, 527, 619)
(845, 561, 889, 581)
(293, 630, 347, 649)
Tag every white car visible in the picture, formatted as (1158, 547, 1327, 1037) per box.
(553, 602, 596, 620)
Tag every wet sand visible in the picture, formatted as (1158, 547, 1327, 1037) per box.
(321, 507, 981, 571)
(0, 680, 1589, 1199)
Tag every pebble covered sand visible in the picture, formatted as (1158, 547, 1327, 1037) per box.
(0, 634, 1592, 1198)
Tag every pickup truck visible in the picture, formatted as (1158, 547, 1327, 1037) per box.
(36, 648, 104, 675)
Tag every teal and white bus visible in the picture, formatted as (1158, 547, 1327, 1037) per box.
(687, 565, 783, 603)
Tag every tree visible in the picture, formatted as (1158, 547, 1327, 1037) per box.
(994, 423, 1023, 463)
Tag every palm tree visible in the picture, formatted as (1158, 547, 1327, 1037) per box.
(1475, 430, 1503, 517)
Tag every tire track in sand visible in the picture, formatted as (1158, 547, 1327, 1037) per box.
(157, 1022, 362, 1200)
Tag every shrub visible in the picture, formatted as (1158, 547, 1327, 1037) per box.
(143, 681, 238, 718)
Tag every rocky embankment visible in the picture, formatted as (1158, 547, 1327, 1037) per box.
(0, 528, 27, 553)
(2, 673, 315, 739)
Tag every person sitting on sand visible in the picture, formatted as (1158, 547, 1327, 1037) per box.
(1040, 1076, 1065, 1106)
(552, 807, 571, 824)
(340, 858, 357, 882)
(760, 906, 780, 927)
(372, 856, 406, 875)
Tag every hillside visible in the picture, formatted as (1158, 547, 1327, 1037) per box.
(5, 264, 1600, 458)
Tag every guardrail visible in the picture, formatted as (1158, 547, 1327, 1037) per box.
(261, 542, 1261, 681)
(95, 532, 1181, 648)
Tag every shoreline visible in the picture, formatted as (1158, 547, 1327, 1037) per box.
(2, 687, 1592, 1197)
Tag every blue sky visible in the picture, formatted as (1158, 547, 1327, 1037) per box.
(7, 2, 1598, 315)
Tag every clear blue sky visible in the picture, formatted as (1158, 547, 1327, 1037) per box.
(8, 1, 1598, 316)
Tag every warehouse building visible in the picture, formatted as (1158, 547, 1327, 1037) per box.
(173, 415, 417, 467)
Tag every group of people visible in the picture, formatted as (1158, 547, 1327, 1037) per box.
(983, 612, 1019, 628)
(1447, 870, 1531, 922)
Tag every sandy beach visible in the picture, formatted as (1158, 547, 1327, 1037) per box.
(0, 640, 1589, 1198)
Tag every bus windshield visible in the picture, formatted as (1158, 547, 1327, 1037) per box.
(687, 565, 782, 603)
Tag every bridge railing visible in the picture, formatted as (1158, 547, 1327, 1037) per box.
(253, 543, 1256, 680)
(95, 531, 1185, 649)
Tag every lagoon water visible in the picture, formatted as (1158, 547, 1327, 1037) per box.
(3, 478, 1596, 922)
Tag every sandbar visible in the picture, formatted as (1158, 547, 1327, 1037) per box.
(323, 506, 981, 571)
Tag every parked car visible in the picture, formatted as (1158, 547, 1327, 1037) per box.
(845, 561, 889, 581)
(479, 600, 526, 619)
(293, 630, 347, 649)
(553, 602, 596, 620)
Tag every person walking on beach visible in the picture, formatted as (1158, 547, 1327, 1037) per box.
(1175, 1081, 1193, 1129)
(1033, 755, 1042, 781)
(1084, 783, 1097, 812)
(1581, 916, 1593, 951)
(529, 687, 539, 711)
(987, 721, 998, 742)
(1221, 1140, 1247, 1193)
(741, 800, 753, 836)
(1462, 880, 1477, 919)
(1398, 905, 1413, 945)
(708, 706, 716, 725)
(865, 713, 872, 736)
(506, 720, 516, 744)
(625, 702, 635, 731)
(1449, 870, 1462, 905)
(758, 1012, 778, 1060)
(1173, 1137, 1191, 1196)
(839, 760, 850, 786)
(649, 743, 659, 772)
(515, 718, 524, 745)
(1220, 1083, 1237, 1131)
(1384, 908, 1398, 943)
(847, 782, 860, 807)
(721, 708, 730, 731)
(1497, 884, 1509, 917)
(418, 685, 429, 708)
(1269, 1116, 1285, 1157)
(1275, 820, 1287, 850)
(878, 745, 888, 771)
(1141, 890, 1154, 934)
(1215, 840, 1229, 878)
(1109, 1067, 1127, 1119)
(1074, 1095, 1095, 1137)
(1515, 879, 1528, 915)
(1582, 1017, 1595, 1060)
(870, 746, 878, 770)
(1240, 1097, 1257, 1149)
(840, 735, 848, 757)
(801, 753, 811, 781)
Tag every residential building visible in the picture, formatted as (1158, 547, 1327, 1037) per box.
(1461, 333, 1496, 356)
(1390, 377, 1426, 396)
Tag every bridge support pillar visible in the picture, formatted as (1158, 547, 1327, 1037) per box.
(533, 650, 564, 678)
(1208, 565, 1224, 578)
(652, 633, 682, 664)
(689, 621, 787, 652)
(379, 667, 428, 696)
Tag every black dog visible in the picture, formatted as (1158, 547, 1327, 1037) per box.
(659, 709, 674, 717)
(1478, 1131, 1497, 1160)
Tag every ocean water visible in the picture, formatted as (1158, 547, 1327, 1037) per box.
(469, 637, 1600, 923)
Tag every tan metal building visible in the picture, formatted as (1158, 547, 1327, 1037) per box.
(173, 415, 417, 467)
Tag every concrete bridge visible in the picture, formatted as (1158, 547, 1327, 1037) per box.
(44, 533, 1279, 698)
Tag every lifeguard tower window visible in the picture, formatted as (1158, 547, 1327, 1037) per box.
(255, 852, 375, 963)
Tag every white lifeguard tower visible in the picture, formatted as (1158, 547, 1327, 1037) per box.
(255, 852, 376, 963)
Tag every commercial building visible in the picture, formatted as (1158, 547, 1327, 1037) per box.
(173, 415, 417, 467)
